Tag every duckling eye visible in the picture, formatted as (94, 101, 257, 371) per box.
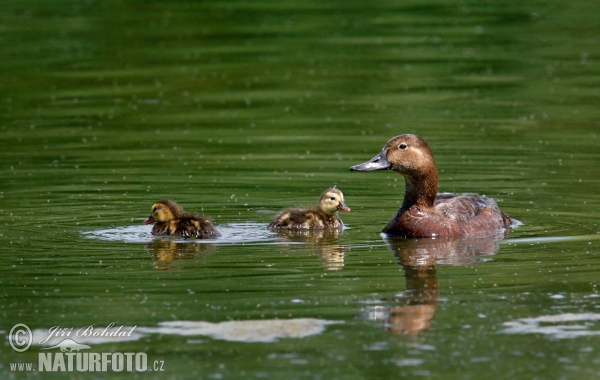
(398, 143, 408, 150)
(330, 196, 336, 201)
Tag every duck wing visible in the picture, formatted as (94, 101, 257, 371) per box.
(433, 193, 493, 222)
(434, 192, 515, 229)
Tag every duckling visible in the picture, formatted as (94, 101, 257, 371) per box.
(350, 134, 517, 237)
(268, 188, 351, 230)
(143, 199, 220, 238)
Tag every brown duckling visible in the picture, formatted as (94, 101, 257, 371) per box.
(350, 134, 516, 237)
(143, 199, 220, 238)
(268, 188, 351, 230)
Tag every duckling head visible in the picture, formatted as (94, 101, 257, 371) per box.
(318, 188, 351, 215)
(143, 199, 183, 224)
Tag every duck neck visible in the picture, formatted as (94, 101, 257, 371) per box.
(400, 170, 439, 212)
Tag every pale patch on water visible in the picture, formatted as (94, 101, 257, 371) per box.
(138, 319, 344, 343)
(501, 234, 600, 244)
(82, 222, 279, 245)
(363, 341, 388, 351)
(391, 358, 424, 367)
(29, 319, 344, 346)
(499, 313, 600, 339)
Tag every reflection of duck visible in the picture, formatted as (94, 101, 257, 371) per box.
(272, 229, 348, 270)
(388, 266, 438, 336)
(387, 233, 504, 267)
(143, 199, 220, 238)
(268, 188, 350, 230)
(350, 134, 517, 237)
(145, 240, 215, 270)
(359, 234, 503, 336)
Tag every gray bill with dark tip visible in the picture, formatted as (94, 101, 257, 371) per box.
(349, 148, 391, 171)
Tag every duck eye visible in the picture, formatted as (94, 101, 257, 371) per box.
(330, 196, 335, 201)
(398, 143, 408, 150)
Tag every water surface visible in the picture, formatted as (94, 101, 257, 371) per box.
(1, 1, 599, 379)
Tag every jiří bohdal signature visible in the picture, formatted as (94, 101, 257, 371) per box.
(38, 323, 137, 345)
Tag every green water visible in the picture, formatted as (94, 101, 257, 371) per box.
(1, 0, 599, 378)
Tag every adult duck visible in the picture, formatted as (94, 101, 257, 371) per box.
(350, 134, 516, 237)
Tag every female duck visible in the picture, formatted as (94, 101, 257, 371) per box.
(350, 134, 516, 237)
(143, 199, 220, 238)
(268, 188, 351, 229)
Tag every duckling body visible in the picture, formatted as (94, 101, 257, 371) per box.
(268, 188, 350, 230)
(269, 208, 343, 229)
(144, 199, 220, 238)
(350, 134, 516, 238)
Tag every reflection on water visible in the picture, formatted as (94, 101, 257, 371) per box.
(84, 223, 278, 270)
(360, 233, 505, 336)
(390, 233, 505, 267)
(385, 264, 439, 336)
(84, 223, 347, 270)
(270, 229, 348, 271)
(145, 240, 215, 270)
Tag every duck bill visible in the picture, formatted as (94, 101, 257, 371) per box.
(143, 215, 155, 225)
(349, 148, 391, 172)
(337, 202, 351, 212)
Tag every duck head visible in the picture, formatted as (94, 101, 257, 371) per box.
(350, 134, 437, 176)
(143, 199, 183, 224)
(318, 188, 351, 215)
(350, 134, 439, 207)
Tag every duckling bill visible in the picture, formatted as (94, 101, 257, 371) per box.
(268, 188, 350, 230)
(350, 134, 517, 237)
(144, 199, 220, 238)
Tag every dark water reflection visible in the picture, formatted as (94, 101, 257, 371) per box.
(360, 233, 504, 336)
(270, 229, 348, 271)
(140, 226, 349, 270)
(389, 233, 505, 267)
(145, 239, 216, 270)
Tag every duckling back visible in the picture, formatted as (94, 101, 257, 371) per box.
(268, 209, 344, 230)
(152, 214, 220, 238)
(268, 208, 343, 230)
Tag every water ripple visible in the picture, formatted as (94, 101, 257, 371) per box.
(82, 222, 279, 245)
(499, 313, 600, 339)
